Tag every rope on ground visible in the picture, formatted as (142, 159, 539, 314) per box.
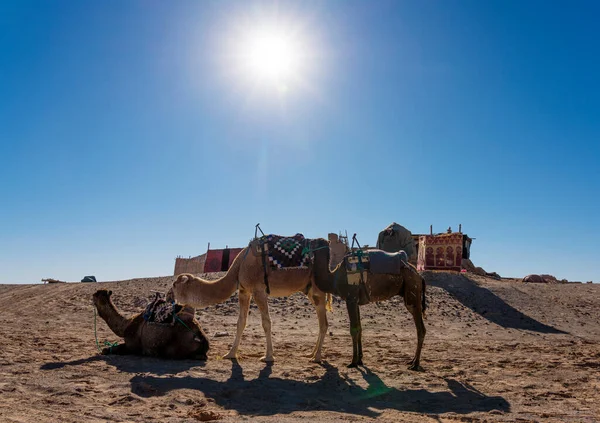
(93, 307, 119, 354)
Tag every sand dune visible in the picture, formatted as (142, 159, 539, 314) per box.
(0, 272, 598, 422)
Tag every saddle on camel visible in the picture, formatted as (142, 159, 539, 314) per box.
(167, 224, 332, 363)
(307, 234, 426, 369)
(92, 289, 210, 360)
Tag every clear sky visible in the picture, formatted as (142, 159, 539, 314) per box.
(1, 1, 598, 284)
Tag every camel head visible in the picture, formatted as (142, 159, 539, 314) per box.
(167, 273, 197, 305)
(92, 289, 113, 309)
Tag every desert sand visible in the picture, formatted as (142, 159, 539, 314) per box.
(0, 271, 598, 422)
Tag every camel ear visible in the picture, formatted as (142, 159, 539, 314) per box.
(108, 290, 112, 297)
(177, 275, 189, 284)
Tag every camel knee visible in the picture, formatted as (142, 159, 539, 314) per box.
(260, 315, 272, 331)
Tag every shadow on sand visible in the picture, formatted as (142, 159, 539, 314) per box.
(41, 354, 205, 375)
(426, 273, 566, 334)
(128, 361, 510, 418)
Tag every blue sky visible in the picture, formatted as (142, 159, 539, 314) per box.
(1, 1, 598, 284)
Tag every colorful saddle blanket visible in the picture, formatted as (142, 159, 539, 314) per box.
(143, 293, 183, 324)
(253, 233, 311, 269)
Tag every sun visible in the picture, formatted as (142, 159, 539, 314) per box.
(218, 15, 321, 96)
(248, 33, 294, 79)
(240, 27, 302, 84)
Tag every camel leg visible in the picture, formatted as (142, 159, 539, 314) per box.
(356, 303, 363, 365)
(405, 300, 426, 371)
(253, 291, 274, 363)
(223, 289, 251, 360)
(101, 343, 129, 355)
(304, 288, 319, 359)
(307, 288, 328, 363)
(346, 299, 361, 368)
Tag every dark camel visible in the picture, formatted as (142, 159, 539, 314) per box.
(307, 238, 427, 369)
(92, 289, 209, 360)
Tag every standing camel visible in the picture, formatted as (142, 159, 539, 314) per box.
(167, 236, 332, 363)
(307, 238, 426, 369)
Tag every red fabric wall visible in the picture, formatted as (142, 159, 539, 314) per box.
(203, 249, 224, 273)
(228, 248, 244, 269)
(203, 248, 245, 273)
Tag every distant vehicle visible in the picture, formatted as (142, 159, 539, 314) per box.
(81, 276, 97, 283)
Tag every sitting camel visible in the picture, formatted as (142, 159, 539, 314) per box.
(167, 235, 332, 363)
(307, 238, 426, 369)
(92, 289, 210, 360)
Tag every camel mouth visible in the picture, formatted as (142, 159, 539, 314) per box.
(165, 288, 174, 303)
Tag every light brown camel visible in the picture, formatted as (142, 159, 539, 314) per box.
(167, 243, 332, 363)
(92, 289, 210, 360)
(307, 238, 426, 369)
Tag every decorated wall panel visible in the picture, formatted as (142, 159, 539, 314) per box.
(417, 233, 463, 271)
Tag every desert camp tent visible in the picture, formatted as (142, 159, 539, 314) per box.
(376, 222, 415, 259)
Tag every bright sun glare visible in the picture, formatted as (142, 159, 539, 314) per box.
(249, 34, 293, 78)
(241, 28, 302, 85)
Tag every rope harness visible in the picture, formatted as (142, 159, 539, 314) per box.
(169, 301, 198, 336)
(300, 244, 329, 258)
(93, 307, 119, 354)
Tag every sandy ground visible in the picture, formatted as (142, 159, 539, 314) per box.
(0, 272, 598, 422)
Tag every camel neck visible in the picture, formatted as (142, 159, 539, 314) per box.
(96, 300, 130, 338)
(184, 247, 246, 306)
(191, 271, 239, 306)
(312, 250, 339, 295)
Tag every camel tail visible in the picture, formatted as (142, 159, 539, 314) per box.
(325, 293, 333, 313)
